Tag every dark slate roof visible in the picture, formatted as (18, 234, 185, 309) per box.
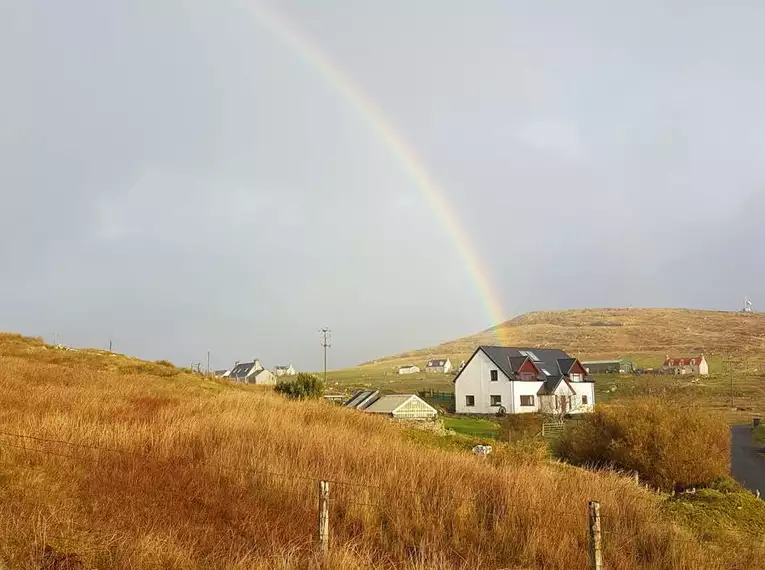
(479, 346, 569, 379)
(230, 362, 259, 380)
(507, 356, 530, 374)
(344, 390, 381, 409)
(557, 358, 577, 375)
(455, 346, 594, 385)
(538, 376, 578, 395)
(426, 359, 448, 367)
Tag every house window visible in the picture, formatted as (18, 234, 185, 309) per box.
(490, 395, 502, 407)
(521, 372, 536, 381)
(465, 395, 475, 407)
(570, 373, 582, 382)
(581, 395, 588, 405)
(490, 370, 498, 382)
(520, 395, 535, 407)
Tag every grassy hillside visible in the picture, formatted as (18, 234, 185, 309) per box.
(365, 308, 765, 369)
(323, 309, 765, 424)
(1, 332, 763, 569)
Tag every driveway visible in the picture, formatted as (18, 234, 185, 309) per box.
(730, 425, 765, 494)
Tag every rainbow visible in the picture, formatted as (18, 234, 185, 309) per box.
(249, 2, 505, 333)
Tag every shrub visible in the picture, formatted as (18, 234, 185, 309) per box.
(556, 398, 729, 491)
(274, 373, 324, 399)
(498, 413, 543, 441)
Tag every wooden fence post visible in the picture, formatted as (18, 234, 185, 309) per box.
(318, 481, 330, 559)
(588, 500, 603, 570)
(633, 471, 639, 485)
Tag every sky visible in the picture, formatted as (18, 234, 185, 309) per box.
(2, 1, 765, 371)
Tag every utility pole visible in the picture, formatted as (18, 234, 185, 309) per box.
(319, 328, 331, 385)
(207, 350, 211, 375)
(109, 339, 113, 352)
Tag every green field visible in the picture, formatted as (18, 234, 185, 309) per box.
(321, 366, 454, 394)
(442, 417, 499, 439)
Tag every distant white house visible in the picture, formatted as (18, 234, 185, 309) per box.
(425, 358, 452, 374)
(398, 365, 420, 375)
(343, 390, 437, 420)
(663, 355, 709, 376)
(214, 369, 231, 378)
(229, 360, 276, 385)
(454, 346, 595, 415)
(274, 365, 296, 377)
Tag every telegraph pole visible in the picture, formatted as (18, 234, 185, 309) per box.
(319, 328, 331, 384)
(207, 350, 211, 375)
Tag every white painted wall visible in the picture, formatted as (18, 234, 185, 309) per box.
(455, 349, 511, 414)
(455, 350, 548, 414)
(569, 380, 595, 413)
(248, 369, 276, 385)
(512, 380, 545, 414)
(455, 349, 596, 415)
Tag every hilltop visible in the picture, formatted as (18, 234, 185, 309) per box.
(362, 308, 765, 370)
(0, 331, 763, 568)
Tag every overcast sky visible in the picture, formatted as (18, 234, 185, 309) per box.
(2, 1, 764, 370)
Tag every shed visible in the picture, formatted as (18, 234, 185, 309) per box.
(581, 359, 633, 374)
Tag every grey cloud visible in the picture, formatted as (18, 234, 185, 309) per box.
(1, 0, 764, 369)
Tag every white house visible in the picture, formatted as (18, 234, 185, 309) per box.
(454, 346, 595, 415)
(663, 355, 709, 376)
(398, 365, 420, 375)
(229, 360, 276, 385)
(274, 365, 296, 377)
(343, 390, 437, 420)
(425, 358, 452, 374)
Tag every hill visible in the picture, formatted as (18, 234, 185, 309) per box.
(362, 308, 765, 370)
(0, 332, 763, 569)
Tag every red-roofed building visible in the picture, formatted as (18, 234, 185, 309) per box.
(663, 355, 709, 376)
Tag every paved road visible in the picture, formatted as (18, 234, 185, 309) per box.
(730, 425, 765, 494)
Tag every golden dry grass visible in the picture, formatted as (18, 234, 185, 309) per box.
(556, 399, 730, 491)
(0, 333, 762, 569)
(364, 308, 765, 369)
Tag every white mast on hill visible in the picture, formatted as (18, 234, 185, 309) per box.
(743, 296, 754, 313)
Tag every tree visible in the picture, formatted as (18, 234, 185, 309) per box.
(274, 373, 324, 400)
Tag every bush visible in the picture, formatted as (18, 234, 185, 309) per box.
(274, 373, 324, 399)
(499, 413, 543, 441)
(556, 398, 729, 491)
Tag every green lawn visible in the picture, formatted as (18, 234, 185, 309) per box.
(443, 417, 499, 440)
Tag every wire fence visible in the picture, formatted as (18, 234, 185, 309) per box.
(0, 428, 742, 568)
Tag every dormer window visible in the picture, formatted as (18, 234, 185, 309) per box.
(570, 373, 582, 382)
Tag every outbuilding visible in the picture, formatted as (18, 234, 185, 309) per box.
(581, 359, 633, 374)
